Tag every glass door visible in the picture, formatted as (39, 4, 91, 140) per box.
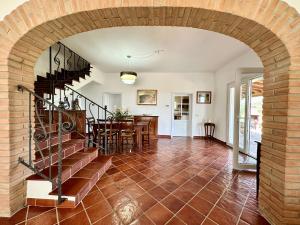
(233, 71, 263, 170)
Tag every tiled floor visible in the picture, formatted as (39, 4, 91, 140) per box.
(0, 138, 270, 225)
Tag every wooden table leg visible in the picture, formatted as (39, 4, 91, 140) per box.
(135, 127, 142, 150)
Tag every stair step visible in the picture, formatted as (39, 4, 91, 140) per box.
(34, 139, 85, 169)
(27, 148, 98, 187)
(35, 124, 58, 135)
(36, 132, 71, 150)
(26, 155, 112, 208)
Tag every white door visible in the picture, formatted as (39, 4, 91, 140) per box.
(233, 69, 263, 170)
(172, 94, 192, 137)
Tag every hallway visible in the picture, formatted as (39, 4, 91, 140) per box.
(1, 139, 269, 225)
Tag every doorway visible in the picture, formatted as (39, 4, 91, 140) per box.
(233, 69, 263, 170)
(172, 94, 192, 137)
(103, 93, 122, 112)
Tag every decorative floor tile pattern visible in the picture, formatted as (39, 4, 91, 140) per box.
(0, 138, 270, 225)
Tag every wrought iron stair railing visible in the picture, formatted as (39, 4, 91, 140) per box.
(18, 84, 77, 204)
(64, 85, 113, 154)
(34, 41, 91, 99)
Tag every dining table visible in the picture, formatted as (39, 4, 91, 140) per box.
(93, 121, 149, 150)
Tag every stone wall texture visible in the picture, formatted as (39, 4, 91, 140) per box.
(0, 0, 300, 224)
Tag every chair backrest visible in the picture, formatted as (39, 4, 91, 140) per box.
(86, 117, 95, 132)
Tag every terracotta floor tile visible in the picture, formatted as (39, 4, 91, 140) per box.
(240, 208, 270, 225)
(60, 211, 90, 225)
(130, 173, 147, 183)
(115, 200, 142, 225)
(107, 167, 121, 175)
(86, 201, 112, 223)
(206, 181, 226, 195)
(93, 212, 123, 225)
(113, 172, 128, 182)
(197, 188, 221, 204)
(189, 196, 214, 216)
(244, 197, 259, 214)
(4, 207, 27, 225)
(130, 215, 154, 225)
(160, 180, 180, 193)
(223, 190, 247, 206)
(173, 188, 194, 203)
(123, 168, 139, 176)
(191, 175, 209, 187)
(125, 183, 145, 199)
(181, 180, 203, 195)
(161, 194, 185, 214)
(138, 179, 156, 190)
(208, 206, 238, 225)
(217, 196, 243, 217)
(96, 176, 115, 188)
(136, 193, 157, 212)
(168, 174, 189, 186)
(148, 186, 170, 201)
(27, 209, 57, 225)
(177, 205, 205, 225)
(165, 216, 186, 225)
(27, 206, 54, 220)
(145, 203, 173, 225)
(1, 139, 271, 225)
(100, 183, 121, 198)
(82, 190, 105, 208)
(57, 203, 84, 222)
(202, 218, 218, 225)
(107, 191, 132, 209)
(238, 220, 250, 225)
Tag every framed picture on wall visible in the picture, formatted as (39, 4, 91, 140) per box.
(196, 91, 212, 104)
(137, 89, 157, 105)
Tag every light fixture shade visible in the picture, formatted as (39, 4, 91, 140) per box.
(120, 71, 137, 84)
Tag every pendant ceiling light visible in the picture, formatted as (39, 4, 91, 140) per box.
(120, 55, 137, 85)
(120, 71, 137, 85)
(120, 50, 165, 85)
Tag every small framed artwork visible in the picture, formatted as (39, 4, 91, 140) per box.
(196, 91, 212, 104)
(137, 89, 157, 105)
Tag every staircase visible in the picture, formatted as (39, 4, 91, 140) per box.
(34, 42, 91, 98)
(19, 84, 112, 208)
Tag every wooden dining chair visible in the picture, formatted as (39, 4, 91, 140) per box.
(141, 120, 151, 144)
(119, 120, 136, 149)
(96, 119, 118, 150)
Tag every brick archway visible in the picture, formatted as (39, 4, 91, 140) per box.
(0, 1, 300, 224)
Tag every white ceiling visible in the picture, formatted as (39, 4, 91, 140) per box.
(62, 26, 252, 73)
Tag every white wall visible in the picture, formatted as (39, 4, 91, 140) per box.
(213, 50, 263, 142)
(79, 72, 215, 136)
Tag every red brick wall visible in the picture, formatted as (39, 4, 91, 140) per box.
(0, 1, 299, 224)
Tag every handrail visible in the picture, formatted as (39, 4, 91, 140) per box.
(65, 85, 113, 115)
(18, 84, 78, 204)
(19, 84, 100, 147)
(19, 85, 67, 113)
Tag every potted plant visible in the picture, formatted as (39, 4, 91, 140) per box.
(112, 108, 130, 121)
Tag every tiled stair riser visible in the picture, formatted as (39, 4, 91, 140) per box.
(37, 133, 71, 150)
(34, 140, 85, 169)
(52, 150, 98, 189)
(26, 157, 112, 208)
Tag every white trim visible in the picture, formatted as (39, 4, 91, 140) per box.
(233, 68, 263, 171)
(171, 93, 193, 137)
